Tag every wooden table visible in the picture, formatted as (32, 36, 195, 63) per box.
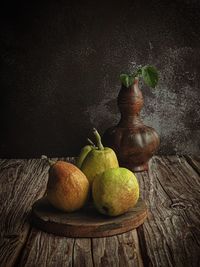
(0, 156, 200, 267)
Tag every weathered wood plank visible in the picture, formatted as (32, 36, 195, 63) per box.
(73, 239, 93, 267)
(91, 235, 120, 266)
(21, 228, 144, 267)
(18, 229, 74, 267)
(137, 156, 200, 267)
(117, 230, 143, 267)
(91, 230, 143, 267)
(0, 159, 49, 267)
(185, 155, 200, 175)
(18, 232, 94, 267)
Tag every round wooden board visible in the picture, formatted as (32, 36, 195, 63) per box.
(31, 197, 148, 238)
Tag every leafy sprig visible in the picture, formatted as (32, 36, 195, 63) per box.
(120, 65, 159, 88)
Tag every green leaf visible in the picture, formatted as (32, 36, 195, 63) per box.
(141, 65, 159, 88)
(135, 68, 142, 77)
(120, 74, 130, 87)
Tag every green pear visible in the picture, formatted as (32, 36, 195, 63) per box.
(80, 129, 119, 185)
(76, 145, 94, 168)
(92, 167, 139, 216)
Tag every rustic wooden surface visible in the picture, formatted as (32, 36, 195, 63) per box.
(31, 197, 147, 238)
(0, 156, 199, 267)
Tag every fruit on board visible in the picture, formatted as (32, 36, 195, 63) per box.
(92, 167, 139, 216)
(44, 157, 89, 212)
(80, 128, 119, 185)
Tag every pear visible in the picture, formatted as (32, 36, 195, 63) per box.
(92, 167, 139, 216)
(44, 157, 89, 212)
(76, 145, 94, 168)
(80, 129, 119, 185)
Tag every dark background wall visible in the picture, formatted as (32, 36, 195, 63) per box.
(0, 0, 200, 158)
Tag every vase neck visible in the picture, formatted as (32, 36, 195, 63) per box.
(117, 79, 144, 127)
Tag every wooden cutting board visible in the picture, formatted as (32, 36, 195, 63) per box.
(31, 197, 148, 238)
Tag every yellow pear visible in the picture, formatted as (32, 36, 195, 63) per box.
(80, 128, 119, 185)
(92, 167, 139, 216)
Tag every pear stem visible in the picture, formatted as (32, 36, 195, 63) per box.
(93, 128, 104, 150)
(41, 155, 56, 166)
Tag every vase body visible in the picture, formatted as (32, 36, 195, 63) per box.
(103, 79, 160, 172)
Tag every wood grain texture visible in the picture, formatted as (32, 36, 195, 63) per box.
(18, 230, 143, 267)
(31, 197, 147, 238)
(0, 159, 49, 267)
(91, 230, 143, 267)
(136, 156, 200, 267)
(73, 239, 93, 267)
(185, 155, 200, 175)
(18, 228, 74, 267)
